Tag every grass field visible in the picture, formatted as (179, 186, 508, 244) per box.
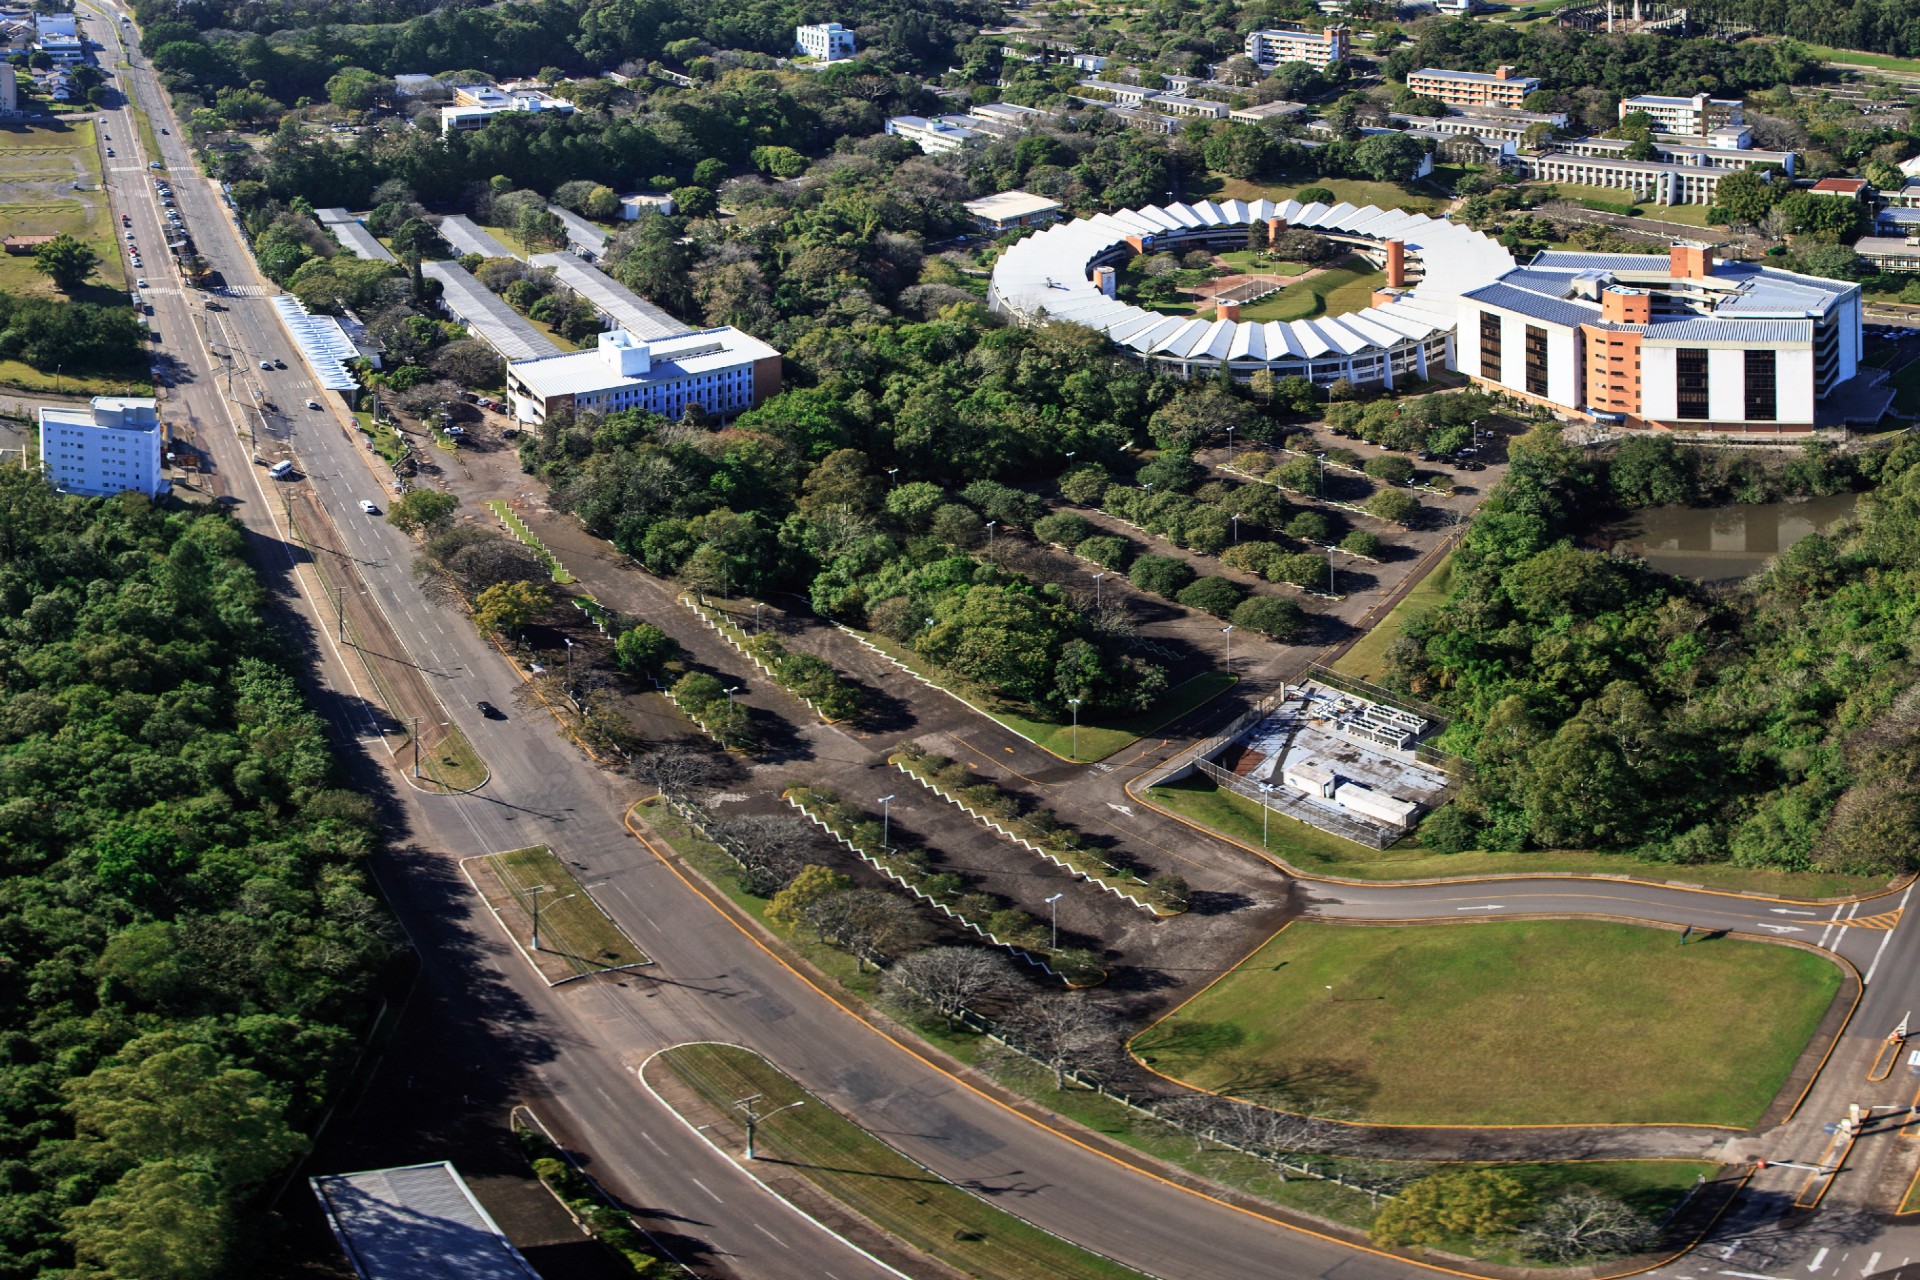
(1801, 43, 1920, 75)
(1131, 919, 1841, 1126)
(1525, 182, 1642, 214)
(0, 119, 124, 300)
(654, 1043, 1149, 1280)
(856, 627, 1236, 760)
(1142, 774, 1893, 898)
(412, 719, 488, 793)
(1235, 261, 1387, 322)
(1213, 249, 1311, 276)
(476, 844, 648, 977)
(1332, 551, 1452, 682)
(1206, 175, 1453, 215)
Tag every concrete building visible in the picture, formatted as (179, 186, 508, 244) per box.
(38, 397, 166, 497)
(1106, 106, 1179, 135)
(1516, 150, 1733, 205)
(1230, 99, 1309, 125)
(1551, 134, 1795, 175)
(34, 13, 80, 63)
(964, 190, 1063, 233)
(421, 261, 560, 362)
(884, 114, 985, 153)
(619, 192, 674, 219)
(795, 22, 856, 61)
(1243, 25, 1350, 71)
(1457, 245, 1859, 433)
(1809, 176, 1870, 200)
(967, 101, 1053, 134)
(1854, 236, 1920, 273)
(439, 86, 573, 134)
(1619, 92, 1742, 137)
(1405, 65, 1540, 111)
(1077, 79, 1159, 107)
(1148, 93, 1227, 119)
(1068, 51, 1108, 72)
(506, 326, 782, 425)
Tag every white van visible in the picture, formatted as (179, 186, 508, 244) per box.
(268, 460, 293, 478)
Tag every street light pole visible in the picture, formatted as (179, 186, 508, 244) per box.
(1221, 624, 1234, 669)
(1231, 512, 1241, 543)
(879, 794, 896, 847)
(1093, 572, 1107, 607)
(1046, 892, 1064, 951)
(411, 715, 420, 778)
(1068, 698, 1082, 761)
(734, 1095, 805, 1160)
(985, 519, 997, 547)
(528, 885, 574, 952)
(1258, 782, 1274, 847)
(563, 636, 574, 688)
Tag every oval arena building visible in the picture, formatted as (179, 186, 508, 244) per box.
(987, 197, 1517, 390)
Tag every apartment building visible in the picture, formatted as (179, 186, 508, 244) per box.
(1619, 92, 1743, 137)
(1243, 25, 1350, 71)
(38, 397, 166, 497)
(1405, 65, 1540, 111)
(795, 22, 856, 61)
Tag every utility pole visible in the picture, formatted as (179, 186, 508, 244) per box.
(734, 1095, 804, 1160)
(528, 885, 573, 952)
(411, 715, 421, 778)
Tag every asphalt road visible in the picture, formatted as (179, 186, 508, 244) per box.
(73, 12, 1920, 1278)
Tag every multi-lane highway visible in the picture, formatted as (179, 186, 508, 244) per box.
(69, 8, 1920, 1278)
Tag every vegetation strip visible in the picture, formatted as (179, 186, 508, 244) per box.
(472, 844, 649, 979)
(648, 1043, 1153, 1280)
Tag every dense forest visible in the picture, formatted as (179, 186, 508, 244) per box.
(1386, 431, 1920, 876)
(0, 473, 393, 1277)
(1692, 0, 1920, 59)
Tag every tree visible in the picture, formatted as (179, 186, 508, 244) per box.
(472, 580, 551, 634)
(1232, 595, 1304, 639)
(66, 1161, 230, 1280)
(390, 218, 447, 301)
(1295, 186, 1336, 205)
(1608, 434, 1690, 507)
(1177, 575, 1245, 617)
(325, 66, 391, 113)
(1129, 554, 1193, 598)
(1285, 511, 1331, 543)
(1371, 1171, 1533, 1249)
(884, 946, 1016, 1029)
(1710, 167, 1778, 227)
(1794, 243, 1865, 281)
(1517, 1191, 1656, 1263)
(1363, 454, 1414, 485)
(1007, 997, 1116, 1090)
(1339, 529, 1381, 557)
(1367, 489, 1419, 525)
(1266, 551, 1329, 589)
(1148, 873, 1189, 912)
(386, 488, 459, 534)
(1352, 132, 1426, 184)
(669, 185, 717, 219)
(431, 339, 505, 388)
(1777, 190, 1870, 240)
(636, 741, 724, 798)
(767, 865, 853, 932)
(33, 233, 97, 292)
(615, 623, 677, 677)
(802, 889, 922, 969)
(1202, 123, 1275, 178)
(751, 145, 809, 178)
(1270, 455, 1323, 494)
(1148, 387, 1255, 451)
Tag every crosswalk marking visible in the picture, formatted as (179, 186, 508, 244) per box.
(214, 284, 273, 298)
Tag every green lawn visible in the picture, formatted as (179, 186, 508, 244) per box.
(0, 119, 125, 300)
(477, 844, 648, 976)
(856, 628, 1237, 761)
(1801, 42, 1920, 74)
(654, 1043, 1149, 1280)
(1524, 182, 1643, 214)
(1142, 774, 1893, 898)
(1235, 262, 1387, 322)
(418, 722, 489, 793)
(1213, 249, 1311, 276)
(1131, 919, 1841, 1126)
(1206, 174, 1453, 216)
(1332, 551, 1452, 682)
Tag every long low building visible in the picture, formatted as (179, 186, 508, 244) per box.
(1551, 134, 1796, 176)
(506, 327, 782, 424)
(529, 251, 683, 338)
(547, 205, 608, 258)
(990, 197, 1511, 387)
(328, 219, 397, 263)
(1516, 150, 1732, 205)
(438, 215, 514, 260)
(422, 261, 560, 361)
(1458, 246, 1860, 432)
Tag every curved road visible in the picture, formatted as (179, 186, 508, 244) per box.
(77, 12, 1920, 1279)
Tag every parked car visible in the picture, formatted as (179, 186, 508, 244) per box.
(135, 278, 146, 287)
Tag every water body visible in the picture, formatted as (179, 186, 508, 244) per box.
(1600, 491, 1862, 582)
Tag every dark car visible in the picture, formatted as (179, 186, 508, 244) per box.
(476, 700, 503, 719)
(1457, 459, 1486, 472)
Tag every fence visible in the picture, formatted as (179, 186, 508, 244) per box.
(1194, 757, 1396, 850)
(680, 594, 842, 724)
(1136, 690, 1282, 792)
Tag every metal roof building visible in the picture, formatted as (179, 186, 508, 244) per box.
(438, 215, 514, 260)
(270, 295, 361, 392)
(528, 252, 683, 339)
(422, 261, 560, 361)
(547, 206, 608, 257)
(329, 219, 397, 263)
(311, 1162, 542, 1280)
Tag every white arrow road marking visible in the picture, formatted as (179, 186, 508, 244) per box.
(1810, 1249, 1829, 1272)
(1720, 1271, 1785, 1280)
(1757, 924, 1805, 934)
(1862, 1254, 1881, 1277)
(1107, 803, 1133, 817)
(1456, 904, 1506, 912)
(1771, 909, 1818, 916)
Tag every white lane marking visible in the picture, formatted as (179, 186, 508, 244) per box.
(754, 1223, 792, 1249)
(690, 1177, 724, 1203)
(1810, 1248, 1829, 1271)
(1862, 884, 1914, 985)
(1771, 909, 1817, 916)
(1861, 1253, 1881, 1277)
(1720, 1270, 1785, 1280)
(1757, 924, 1805, 934)
(1456, 904, 1505, 912)
(642, 1131, 666, 1155)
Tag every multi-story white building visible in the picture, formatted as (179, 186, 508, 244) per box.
(884, 114, 985, 153)
(1550, 134, 1795, 175)
(964, 190, 1064, 234)
(1619, 92, 1742, 137)
(1458, 245, 1859, 432)
(1516, 150, 1734, 205)
(1243, 25, 1349, 71)
(794, 22, 856, 61)
(1405, 66, 1539, 110)
(439, 86, 574, 134)
(38, 397, 167, 497)
(34, 13, 80, 64)
(506, 327, 782, 425)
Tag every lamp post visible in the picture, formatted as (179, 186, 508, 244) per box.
(887, 467, 899, 487)
(879, 794, 896, 847)
(754, 601, 763, 635)
(1068, 697, 1083, 760)
(1231, 512, 1242, 543)
(985, 519, 997, 547)
(734, 1095, 805, 1161)
(1222, 623, 1234, 669)
(1092, 571, 1107, 607)
(1258, 782, 1275, 847)
(1046, 892, 1064, 950)
(563, 636, 574, 688)
(528, 885, 574, 952)
(1315, 451, 1327, 499)
(1226, 424, 1236, 455)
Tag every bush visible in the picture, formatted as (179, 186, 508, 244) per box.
(1135, 452, 1199, 494)
(1284, 511, 1331, 544)
(1177, 576, 1245, 617)
(1129, 554, 1193, 598)
(961, 479, 1045, 526)
(1232, 595, 1305, 639)
(1032, 511, 1092, 547)
(1324, 447, 1361, 469)
(1220, 540, 1283, 574)
(1339, 529, 1382, 557)
(1269, 455, 1323, 494)
(1077, 534, 1133, 570)
(1059, 464, 1111, 506)
(615, 623, 677, 677)
(1367, 488, 1420, 525)
(1266, 552, 1328, 590)
(1364, 454, 1415, 485)
(1149, 873, 1190, 912)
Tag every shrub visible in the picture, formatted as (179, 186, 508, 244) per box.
(1269, 455, 1322, 494)
(1367, 488, 1420, 525)
(1364, 454, 1415, 485)
(1177, 576, 1245, 617)
(1059, 463, 1111, 506)
(1032, 511, 1092, 547)
(615, 623, 677, 677)
(1078, 534, 1133, 569)
(1232, 595, 1305, 639)
(1178, 506, 1233, 556)
(1266, 552, 1328, 590)
(1135, 452, 1199, 494)
(1149, 873, 1190, 912)
(1339, 529, 1382, 557)
(1296, 185, 1336, 204)
(1284, 511, 1331, 544)
(1220, 540, 1283, 574)
(1324, 447, 1360, 469)
(1129, 554, 1193, 597)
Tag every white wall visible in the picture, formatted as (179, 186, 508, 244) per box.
(1836, 293, 1860, 383)
(1547, 323, 1579, 409)
(1457, 307, 1485, 379)
(1641, 345, 1677, 419)
(1708, 347, 1747, 422)
(1779, 347, 1816, 423)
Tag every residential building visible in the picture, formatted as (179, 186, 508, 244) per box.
(439, 86, 574, 134)
(884, 114, 985, 153)
(38, 397, 166, 498)
(1405, 65, 1540, 111)
(964, 190, 1063, 234)
(1855, 236, 1920, 273)
(43, 69, 74, 102)
(1458, 245, 1860, 432)
(1516, 150, 1733, 205)
(794, 22, 856, 61)
(506, 326, 782, 425)
(619, 192, 674, 219)
(1619, 92, 1742, 137)
(34, 13, 80, 64)
(1229, 99, 1309, 125)
(1243, 25, 1350, 71)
